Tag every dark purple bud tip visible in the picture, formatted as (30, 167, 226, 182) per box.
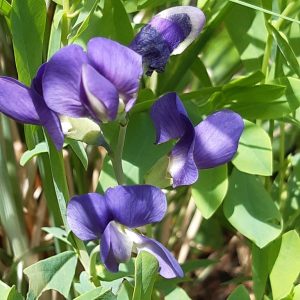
(130, 6, 205, 75)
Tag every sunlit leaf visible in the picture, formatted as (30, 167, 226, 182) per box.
(223, 169, 282, 248)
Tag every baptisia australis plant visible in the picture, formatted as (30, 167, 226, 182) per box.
(0, 6, 204, 150)
(67, 185, 183, 279)
(151, 93, 244, 187)
(130, 6, 205, 75)
(0, 37, 142, 149)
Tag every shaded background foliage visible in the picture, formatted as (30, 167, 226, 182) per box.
(1, 0, 300, 299)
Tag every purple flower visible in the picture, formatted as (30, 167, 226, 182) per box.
(130, 6, 205, 75)
(151, 93, 244, 187)
(0, 38, 142, 149)
(67, 185, 183, 279)
(0, 64, 65, 149)
(43, 37, 143, 122)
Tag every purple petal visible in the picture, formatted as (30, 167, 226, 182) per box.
(130, 6, 205, 75)
(127, 230, 183, 279)
(31, 63, 46, 96)
(35, 101, 64, 150)
(100, 221, 133, 272)
(105, 185, 167, 228)
(150, 92, 189, 144)
(30, 65, 65, 149)
(87, 38, 142, 111)
(169, 114, 198, 187)
(43, 45, 89, 118)
(81, 64, 119, 122)
(67, 193, 113, 241)
(193, 110, 244, 169)
(0, 77, 42, 124)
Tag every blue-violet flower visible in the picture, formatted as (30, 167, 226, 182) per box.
(130, 6, 205, 75)
(43, 37, 143, 122)
(0, 38, 142, 149)
(151, 93, 244, 187)
(67, 185, 183, 279)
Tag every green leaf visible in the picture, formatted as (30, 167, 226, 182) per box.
(144, 155, 171, 188)
(272, 77, 300, 111)
(0, 280, 23, 300)
(132, 251, 159, 300)
(229, 0, 300, 25)
(223, 169, 282, 248)
(0, 0, 11, 16)
(137, 0, 178, 9)
(165, 287, 191, 300)
(100, 113, 171, 187)
(270, 230, 300, 300)
(227, 285, 250, 300)
(117, 280, 134, 300)
(293, 285, 300, 300)
(10, 0, 46, 84)
(24, 251, 77, 300)
(70, 0, 100, 43)
(232, 121, 272, 176)
(268, 23, 300, 77)
(96, 0, 133, 44)
(157, 2, 230, 93)
(223, 84, 290, 119)
(225, 3, 266, 71)
(67, 139, 88, 170)
(74, 271, 96, 295)
(224, 71, 265, 89)
(252, 241, 281, 300)
(192, 165, 228, 219)
(42, 227, 71, 246)
(20, 142, 48, 166)
(74, 287, 116, 300)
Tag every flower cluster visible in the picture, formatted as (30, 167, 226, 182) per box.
(0, 6, 244, 279)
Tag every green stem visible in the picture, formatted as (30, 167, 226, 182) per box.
(279, 122, 285, 208)
(61, 0, 70, 46)
(274, 2, 300, 30)
(111, 122, 127, 185)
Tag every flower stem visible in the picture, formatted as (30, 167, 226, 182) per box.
(279, 122, 285, 208)
(61, 0, 70, 46)
(111, 121, 127, 185)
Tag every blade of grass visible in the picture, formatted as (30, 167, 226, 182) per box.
(229, 0, 300, 25)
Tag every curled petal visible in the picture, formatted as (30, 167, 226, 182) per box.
(151, 92, 189, 144)
(156, 6, 206, 55)
(36, 103, 64, 150)
(29, 65, 64, 149)
(87, 38, 142, 111)
(31, 63, 46, 96)
(169, 114, 198, 187)
(67, 193, 112, 241)
(81, 64, 119, 122)
(43, 45, 89, 117)
(0, 77, 42, 124)
(100, 221, 133, 272)
(193, 110, 244, 169)
(126, 230, 183, 279)
(130, 6, 205, 74)
(0, 76, 64, 150)
(105, 185, 167, 228)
